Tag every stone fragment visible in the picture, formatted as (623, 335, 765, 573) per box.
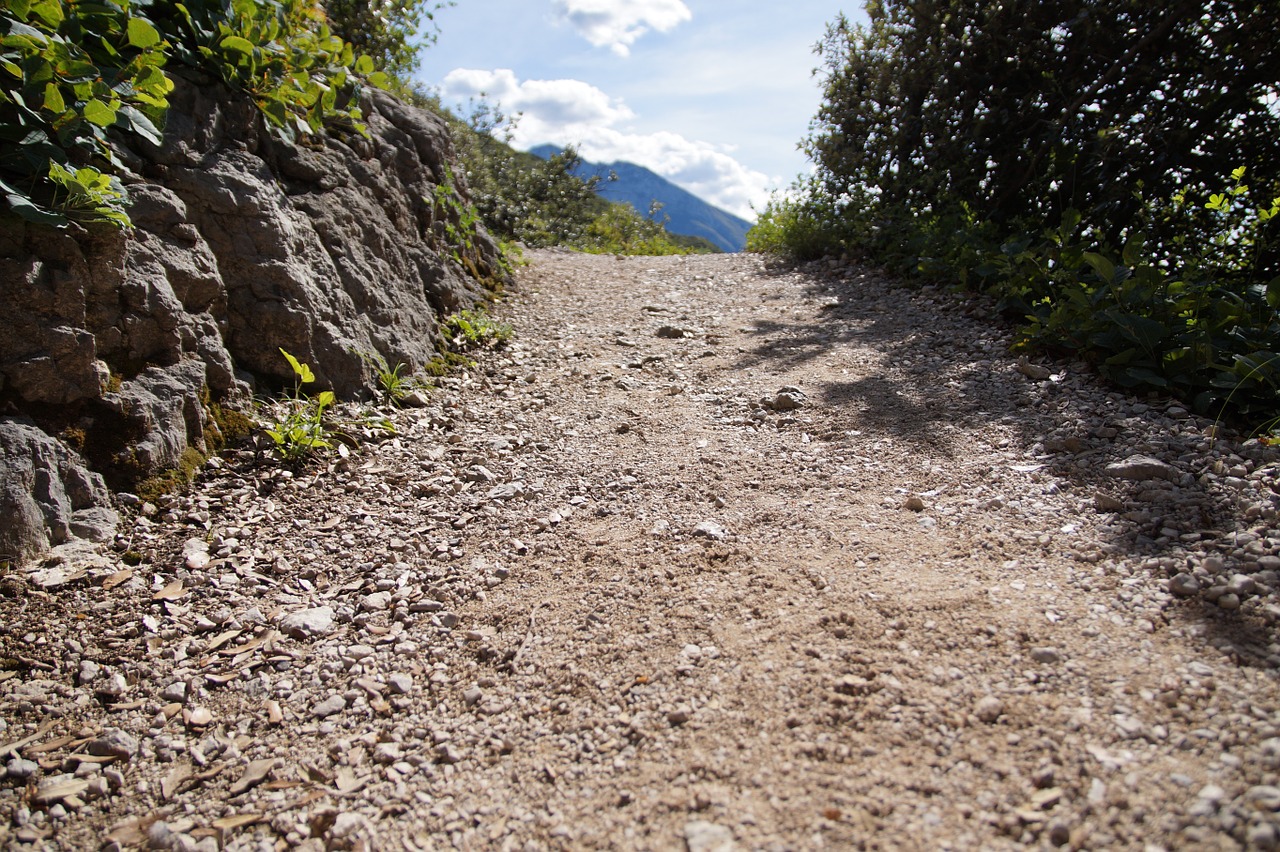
(975, 695, 1003, 723)
(161, 681, 188, 703)
(278, 607, 336, 639)
(387, 673, 414, 695)
(1094, 493, 1126, 513)
(1030, 647, 1062, 665)
(78, 660, 101, 685)
(85, 729, 139, 762)
(6, 758, 39, 780)
(311, 695, 347, 719)
(684, 820, 737, 852)
(1105, 455, 1177, 482)
(760, 386, 807, 411)
(0, 417, 113, 568)
(693, 521, 728, 541)
(1169, 573, 1200, 596)
(487, 482, 527, 501)
(359, 593, 391, 613)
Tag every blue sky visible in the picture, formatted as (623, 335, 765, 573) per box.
(416, 2, 867, 221)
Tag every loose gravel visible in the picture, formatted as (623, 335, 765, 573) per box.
(2, 249, 1279, 851)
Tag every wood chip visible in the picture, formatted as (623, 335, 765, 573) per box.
(204, 671, 241, 685)
(211, 813, 264, 831)
(229, 759, 276, 796)
(334, 767, 367, 795)
(354, 678, 384, 697)
(300, 762, 333, 784)
(162, 763, 193, 801)
(266, 700, 283, 725)
(24, 734, 74, 756)
(102, 568, 134, 590)
(153, 579, 187, 601)
(34, 777, 90, 804)
(109, 699, 147, 711)
(0, 722, 57, 758)
(204, 628, 243, 653)
(0, 670, 16, 683)
(106, 814, 165, 846)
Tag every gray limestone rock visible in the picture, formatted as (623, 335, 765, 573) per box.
(0, 418, 113, 567)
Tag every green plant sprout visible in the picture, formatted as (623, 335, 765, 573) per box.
(263, 348, 335, 460)
(354, 349, 429, 405)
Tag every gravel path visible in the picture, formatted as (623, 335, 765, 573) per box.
(3, 250, 1280, 851)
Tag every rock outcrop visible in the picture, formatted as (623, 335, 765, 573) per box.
(0, 73, 505, 566)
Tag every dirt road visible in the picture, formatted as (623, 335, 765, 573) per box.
(4, 251, 1280, 850)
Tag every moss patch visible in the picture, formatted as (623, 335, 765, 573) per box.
(135, 446, 205, 505)
(422, 352, 475, 377)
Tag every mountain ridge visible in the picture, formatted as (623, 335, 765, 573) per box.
(529, 144, 753, 252)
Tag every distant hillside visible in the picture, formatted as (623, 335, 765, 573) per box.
(529, 145, 753, 252)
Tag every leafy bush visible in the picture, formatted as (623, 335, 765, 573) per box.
(2, 0, 391, 228)
(355, 348, 429, 405)
(444, 307, 511, 350)
(1, 0, 172, 225)
(321, 0, 451, 81)
(754, 0, 1280, 424)
(575, 201, 705, 256)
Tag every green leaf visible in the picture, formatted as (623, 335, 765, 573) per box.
(354, 54, 374, 75)
(126, 17, 162, 48)
(1231, 165, 1247, 181)
(53, 59, 97, 83)
(219, 35, 256, 55)
(42, 82, 64, 113)
(115, 104, 163, 146)
(279, 348, 315, 383)
(1083, 252, 1116, 284)
(81, 98, 117, 127)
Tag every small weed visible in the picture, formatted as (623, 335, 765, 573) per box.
(263, 349, 336, 461)
(445, 308, 513, 350)
(355, 350, 430, 405)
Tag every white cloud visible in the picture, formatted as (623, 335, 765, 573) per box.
(440, 68, 769, 220)
(552, 0, 692, 57)
(441, 68, 634, 134)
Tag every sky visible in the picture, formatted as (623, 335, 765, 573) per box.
(416, 1, 868, 222)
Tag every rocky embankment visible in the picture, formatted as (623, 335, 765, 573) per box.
(1, 74, 503, 569)
(1, 250, 1279, 850)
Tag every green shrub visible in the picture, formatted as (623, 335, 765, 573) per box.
(756, 0, 1280, 426)
(321, 0, 451, 81)
(1, 0, 171, 226)
(2, 0, 390, 228)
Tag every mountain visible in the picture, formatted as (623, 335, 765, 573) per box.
(529, 144, 753, 252)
